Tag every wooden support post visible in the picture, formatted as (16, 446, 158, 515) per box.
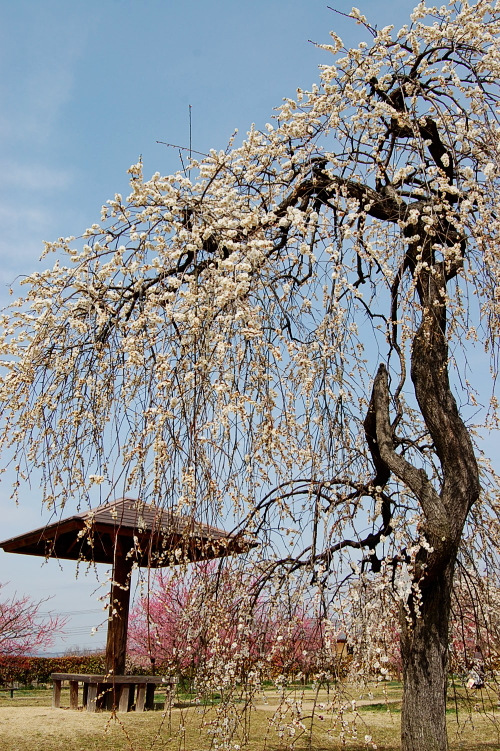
(146, 683, 155, 710)
(69, 681, 79, 709)
(52, 679, 62, 708)
(105, 537, 133, 677)
(118, 684, 131, 713)
(86, 682, 98, 712)
(128, 683, 135, 711)
(96, 683, 109, 711)
(136, 683, 146, 712)
(105, 684, 115, 711)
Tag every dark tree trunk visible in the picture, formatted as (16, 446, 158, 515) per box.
(400, 561, 455, 751)
(370, 230, 481, 751)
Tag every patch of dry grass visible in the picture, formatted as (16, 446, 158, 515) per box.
(0, 685, 498, 751)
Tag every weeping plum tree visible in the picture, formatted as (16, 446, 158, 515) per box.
(1, 2, 500, 749)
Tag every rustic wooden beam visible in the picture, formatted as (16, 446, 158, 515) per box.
(146, 683, 155, 710)
(105, 537, 133, 676)
(69, 680, 79, 709)
(136, 683, 146, 712)
(118, 684, 131, 712)
(86, 683, 98, 712)
(52, 679, 61, 708)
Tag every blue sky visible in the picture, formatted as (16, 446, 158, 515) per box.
(0, 0, 428, 653)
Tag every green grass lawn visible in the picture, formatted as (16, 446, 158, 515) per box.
(0, 682, 498, 750)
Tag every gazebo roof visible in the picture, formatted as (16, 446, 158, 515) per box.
(0, 497, 251, 567)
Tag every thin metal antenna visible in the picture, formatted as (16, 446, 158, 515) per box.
(189, 104, 192, 179)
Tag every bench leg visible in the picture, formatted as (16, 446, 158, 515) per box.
(136, 683, 146, 712)
(96, 683, 110, 711)
(128, 684, 135, 711)
(86, 682, 98, 712)
(52, 680, 62, 709)
(105, 684, 115, 711)
(118, 684, 130, 713)
(146, 683, 155, 710)
(69, 681, 79, 710)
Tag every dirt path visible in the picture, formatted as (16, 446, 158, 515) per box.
(251, 696, 400, 710)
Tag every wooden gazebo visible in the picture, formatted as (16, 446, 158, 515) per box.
(0, 497, 252, 710)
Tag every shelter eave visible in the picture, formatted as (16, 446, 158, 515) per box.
(0, 518, 85, 557)
(0, 522, 256, 567)
(0, 498, 258, 567)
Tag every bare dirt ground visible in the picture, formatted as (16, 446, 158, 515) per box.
(0, 705, 185, 751)
(1, 704, 500, 751)
(0, 688, 499, 751)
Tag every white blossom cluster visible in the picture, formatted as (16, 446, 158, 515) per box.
(1, 2, 500, 746)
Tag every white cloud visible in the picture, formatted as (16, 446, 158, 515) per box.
(0, 202, 63, 306)
(0, 160, 71, 191)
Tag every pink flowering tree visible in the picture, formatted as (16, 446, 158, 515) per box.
(449, 572, 500, 678)
(128, 563, 276, 684)
(128, 567, 207, 676)
(265, 614, 323, 680)
(129, 566, 345, 685)
(0, 583, 66, 657)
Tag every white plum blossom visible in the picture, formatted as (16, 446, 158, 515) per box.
(1, 3, 500, 750)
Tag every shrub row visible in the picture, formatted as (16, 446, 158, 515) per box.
(0, 654, 156, 685)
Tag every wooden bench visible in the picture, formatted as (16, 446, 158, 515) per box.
(51, 673, 177, 712)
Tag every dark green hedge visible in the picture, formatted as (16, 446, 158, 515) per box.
(0, 654, 157, 684)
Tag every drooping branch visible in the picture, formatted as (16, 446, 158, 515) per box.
(363, 382, 391, 490)
(372, 363, 449, 537)
(410, 263, 481, 535)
